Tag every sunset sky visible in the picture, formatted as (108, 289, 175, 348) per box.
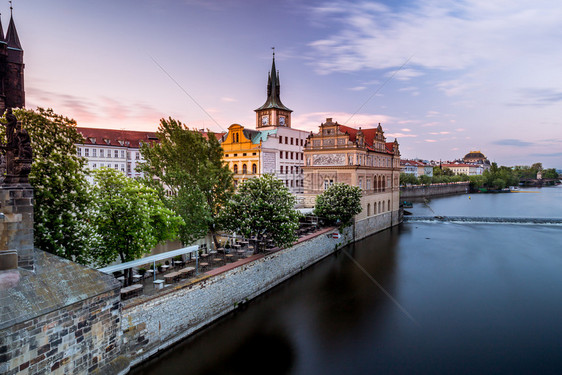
(11, 0, 562, 168)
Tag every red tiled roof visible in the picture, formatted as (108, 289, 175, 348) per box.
(77, 128, 158, 148)
(336, 124, 394, 154)
(77, 127, 225, 147)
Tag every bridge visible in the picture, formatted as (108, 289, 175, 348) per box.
(404, 216, 562, 225)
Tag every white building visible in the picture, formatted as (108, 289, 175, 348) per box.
(76, 128, 158, 183)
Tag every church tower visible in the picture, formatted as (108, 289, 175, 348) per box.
(0, 6, 25, 113)
(254, 50, 292, 129)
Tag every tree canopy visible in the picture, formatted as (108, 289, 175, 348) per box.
(314, 183, 362, 227)
(138, 118, 233, 246)
(219, 174, 300, 249)
(91, 167, 183, 271)
(9, 108, 97, 264)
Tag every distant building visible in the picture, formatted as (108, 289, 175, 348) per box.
(76, 128, 158, 183)
(463, 150, 488, 164)
(400, 159, 433, 177)
(441, 163, 484, 176)
(302, 118, 401, 219)
(0, 11, 25, 112)
(220, 53, 309, 194)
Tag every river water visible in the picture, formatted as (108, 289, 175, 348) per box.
(131, 186, 562, 375)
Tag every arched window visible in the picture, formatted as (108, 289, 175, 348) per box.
(367, 203, 371, 217)
(233, 164, 238, 174)
(374, 202, 377, 214)
(388, 200, 391, 211)
(242, 164, 247, 174)
(252, 163, 257, 174)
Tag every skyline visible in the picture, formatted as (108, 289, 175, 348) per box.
(10, 0, 562, 168)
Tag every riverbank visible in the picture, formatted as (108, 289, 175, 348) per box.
(400, 181, 469, 199)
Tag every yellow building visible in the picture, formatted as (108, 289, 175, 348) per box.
(221, 53, 309, 193)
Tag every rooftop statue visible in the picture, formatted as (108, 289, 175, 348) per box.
(1, 108, 32, 184)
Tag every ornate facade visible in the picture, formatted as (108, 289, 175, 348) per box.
(302, 118, 401, 219)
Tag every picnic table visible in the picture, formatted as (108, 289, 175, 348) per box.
(120, 284, 143, 300)
(164, 272, 181, 284)
(179, 267, 195, 278)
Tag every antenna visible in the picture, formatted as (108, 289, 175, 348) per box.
(9, 1, 12, 15)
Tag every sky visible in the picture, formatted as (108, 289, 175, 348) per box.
(9, 0, 562, 168)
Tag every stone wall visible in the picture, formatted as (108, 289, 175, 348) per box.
(121, 227, 354, 367)
(0, 289, 122, 375)
(354, 211, 397, 241)
(400, 182, 469, 199)
(0, 250, 125, 375)
(0, 184, 34, 271)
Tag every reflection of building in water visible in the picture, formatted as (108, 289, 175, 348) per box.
(302, 118, 401, 221)
(220, 53, 308, 195)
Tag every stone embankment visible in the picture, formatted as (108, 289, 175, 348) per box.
(400, 182, 469, 199)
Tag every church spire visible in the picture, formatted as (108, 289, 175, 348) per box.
(6, 7, 21, 50)
(255, 49, 292, 113)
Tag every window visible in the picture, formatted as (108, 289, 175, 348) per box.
(280, 151, 283, 159)
(252, 152, 257, 156)
(291, 166, 294, 174)
(114, 150, 119, 158)
(243, 153, 247, 156)
(77, 147, 82, 156)
(279, 136, 283, 144)
(121, 164, 125, 172)
(92, 163, 97, 169)
(85, 148, 89, 157)
(300, 139, 303, 146)
(121, 150, 125, 158)
(367, 203, 371, 217)
(242, 164, 247, 174)
(135, 152, 140, 160)
(285, 137, 288, 144)
(359, 178, 363, 189)
(252, 164, 257, 174)
(233, 164, 238, 174)
(127, 152, 131, 159)
(291, 180, 294, 187)
(324, 179, 334, 190)
(291, 138, 294, 145)
(92, 149, 97, 157)
(388, 200, 391, 211)
(100, 149, 104, 158)
(114, 164, 119, 170)
(286, 151, 289, 159)
(280, 166, 284, 174)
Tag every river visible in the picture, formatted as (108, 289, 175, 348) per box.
(131, 186, 562, 375)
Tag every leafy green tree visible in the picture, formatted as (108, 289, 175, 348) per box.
(542, 168, 559, 179)
(138, 118, 233, 247)
(92, 167, 183, 284)
(7, 108, 97, 264)
(418, 174, 432, 185)
(314, 182, 362, 227)
(400, 173, 419, 185)
(219, 174, 300, 249)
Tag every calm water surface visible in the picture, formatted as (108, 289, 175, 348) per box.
(132, 186, 562, 375)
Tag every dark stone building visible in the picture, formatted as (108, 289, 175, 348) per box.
(0, 10, 25, 113)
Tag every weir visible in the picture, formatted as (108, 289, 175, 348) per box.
(404, 216, 562, 225)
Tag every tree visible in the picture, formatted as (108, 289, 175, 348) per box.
(92, 167, 183, 285)
(542, 168, 559, 179)
(138, 118, 234, 247)
(314, 183, 362, 227)
(400, 173, 419, 185)
(8, 108, 97, 264)
(219, 174, 300, 249)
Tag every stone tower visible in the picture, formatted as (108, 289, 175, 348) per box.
(0, 8, 25, 113)
(254, 50, 292, 129)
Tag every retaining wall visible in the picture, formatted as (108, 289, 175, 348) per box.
(400, 182, 469, 199)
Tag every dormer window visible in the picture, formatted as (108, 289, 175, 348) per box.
(89, 137, 96, 144)
(104, 138, 111, 145)
(118, 140, 124, 146)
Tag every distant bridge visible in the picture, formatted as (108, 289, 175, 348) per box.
(404, 216, 562, 225)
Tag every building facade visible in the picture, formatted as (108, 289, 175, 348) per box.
(76, 128, 158, 183)
(302, 118, 401, 220)
(0, 11, 25, 112)
(442, 163, 484, 176)
(221, 53, 309, 194)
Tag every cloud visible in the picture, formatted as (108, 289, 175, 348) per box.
(509, 88, 562, 107)
(425, 139, 437, 143)
(348, 86, 367, 91)
(221, 97, 237, 102)
(492, 139, 534, 147)
(529, 152, 562, 157)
